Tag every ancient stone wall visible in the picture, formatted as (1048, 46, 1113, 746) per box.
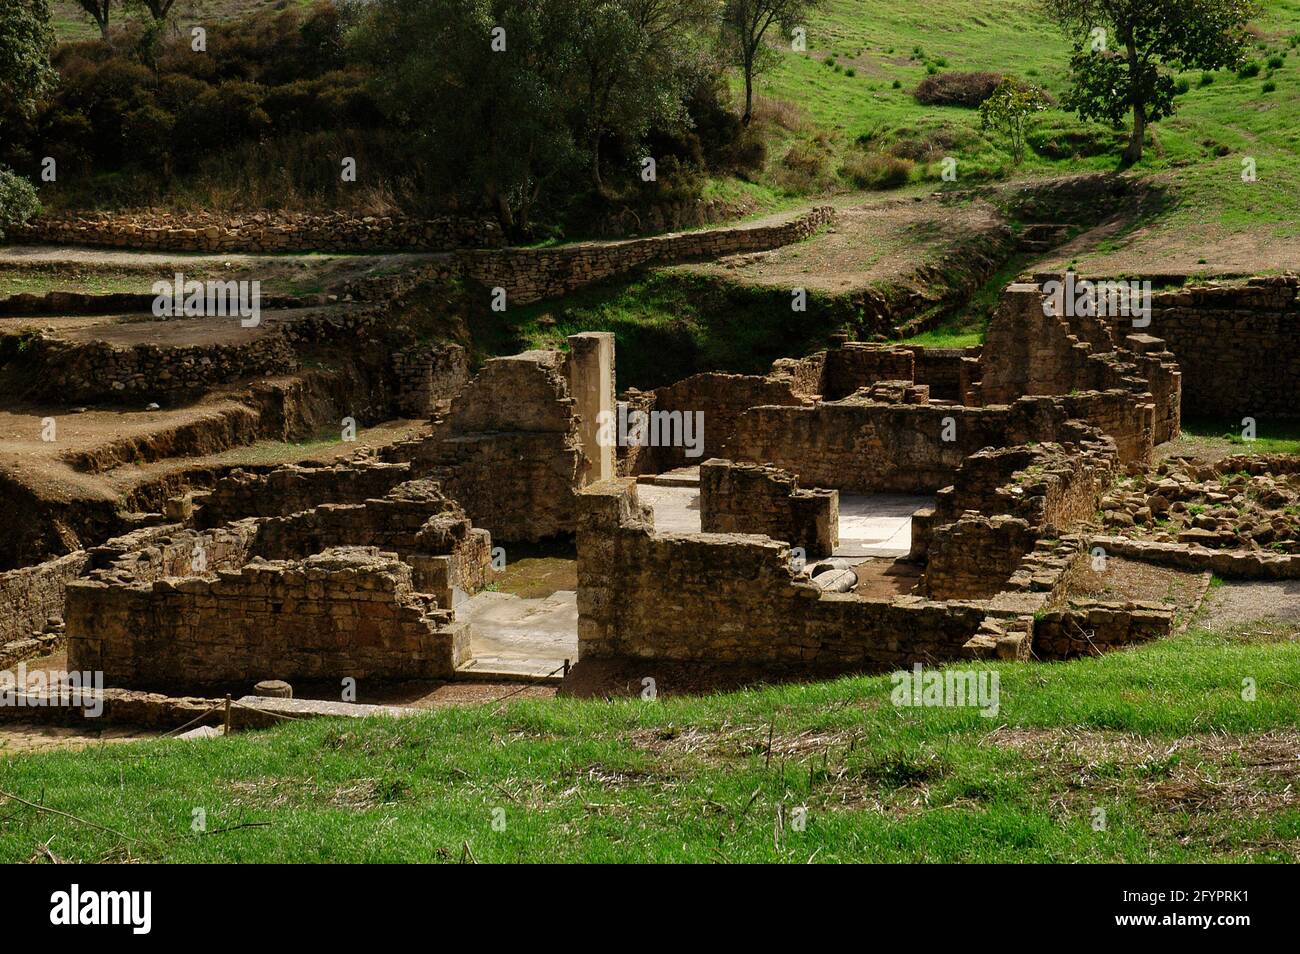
(577, 480, 988, 671)
(7, 210, 504, 253)
(1140, 276, 1300, 419)
(18, 330, 299, 404)
(1033, 603, 1173, 660)
(348, 207, 835, 306)
(731, 390, 1143, 495)
(66, 547, 468, 689)
(821, 344, 915, 400)
(699, 459, 838, 559)
(923, 515, 1040, 600)
(398, 351, 584, 542)
(976, 282, 1179, 446)
(904, 345, 982, 403)
(196, 462, 416, 528)
(247, 480, 491, 606)
(11, 305, 420, 406)
(390, 343, 471, 419)
(621, 371, 808, 475)
(0, 551, 90, 644)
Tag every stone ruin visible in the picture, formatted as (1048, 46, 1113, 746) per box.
(2, 274, 1299, 709)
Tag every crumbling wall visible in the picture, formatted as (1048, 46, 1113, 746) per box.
(976, 282, 1179, 446)
(66, 547, 468, 689)
(699, 459, 837, 558)
(732, 391, 1143, 495)
(1141, 276, 1300, 419)
(577, 480, 988, 671)
(196, 462, 416, 528)
(401, 351, 585, 541)
(248, 479, 491, 605)
(621, 371, 808, 475)
(0, 551, 90, 644)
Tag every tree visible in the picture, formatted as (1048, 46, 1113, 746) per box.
(569, 0, 713, 194)
(979, 79, 1051, 165)
(1, 0, 56, 113)
(0, 0, 54, 236)
(75, 1, 114, 42)
(720, 0, 825, 126)
(355, 0, 712, 234)
(136, 0, 178, 20)
(1042, 0, 1256, 164)
(355, 0, 581, 235)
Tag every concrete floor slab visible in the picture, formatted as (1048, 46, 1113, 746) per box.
(836, 494, 932, 558)
(639, 485, 930, 558)
(456, 590, 578, 680)
(638, 485, 702, 533)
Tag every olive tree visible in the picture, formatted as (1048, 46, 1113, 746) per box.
(1042, 0, 1256, 164)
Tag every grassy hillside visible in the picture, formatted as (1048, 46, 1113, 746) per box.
(1, 619, 1297, 863)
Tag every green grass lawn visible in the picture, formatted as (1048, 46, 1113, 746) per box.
(2, 622, 1297, 863)
(747, 0, 1300, 267)
(1179, 418, 1300, 456)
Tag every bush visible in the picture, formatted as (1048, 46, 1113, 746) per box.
(1174, 77, 1191, 94)
(1199, 71, 1215, 86)
(1267, 54, 1284, 69)
(1262, 80, 1277, 92)
(839, 151, 913, 189)
(774, 141, 834, 193)
(914, 71, 1005, 107)
(1238, 61, 1261, 77)
(0, 168, 41, 238)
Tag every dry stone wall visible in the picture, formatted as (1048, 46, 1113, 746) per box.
(577, 480, 989, 671)
(348, 207, 834, 307)
(1140, 276, 1300, 419)
(66, 547, 468, 689)
(7, 210, 503, 253)
(699, 459, 838, 559)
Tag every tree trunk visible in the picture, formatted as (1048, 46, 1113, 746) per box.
(1122, 36, 1144, 165)
(591, 132, 604, 195)
(98, 17, 110, 42)
(742, 65, 754, 126)
(1124, 104, 1146, 165)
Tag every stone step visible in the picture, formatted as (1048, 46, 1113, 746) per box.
(454, 657, 567, 684)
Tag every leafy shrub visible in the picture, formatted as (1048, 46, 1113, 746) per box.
(0, 167, 40, 238)
(1238, 60, 1261, 77)
(1199, 71, 1215, 86)
(1262, 80, 1276, 92)
(914, 71, 1005, 107)
(1267, 54, 1284, 68)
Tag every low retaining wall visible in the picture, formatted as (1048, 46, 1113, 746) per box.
(6, 210, 504, 253)
(349, 207, 835, 306)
